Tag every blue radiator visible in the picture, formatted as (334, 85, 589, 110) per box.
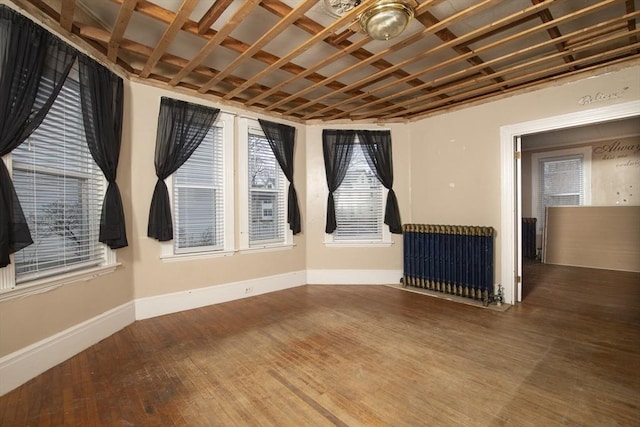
(403, 224, 495, 302)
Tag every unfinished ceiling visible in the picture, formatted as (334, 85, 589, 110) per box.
(9, 0, 640, 122)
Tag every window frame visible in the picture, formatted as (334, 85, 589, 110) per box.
(324, 135, 392, 247)
(0, 66, 117, 300)
(238, 117, 293, 252)
(160, 111, 235, 261)
(531, 146, 592, 234)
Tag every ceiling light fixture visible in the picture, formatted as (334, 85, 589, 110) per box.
(322, 0, 414, 41)
(359, 0, 414, 40)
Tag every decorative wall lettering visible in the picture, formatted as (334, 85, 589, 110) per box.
(592, 137, 640, 206)
(578, 87, 629, 105)
(594, 140, 640, 155)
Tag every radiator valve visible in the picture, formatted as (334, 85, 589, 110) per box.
(495, 284, 504, 306)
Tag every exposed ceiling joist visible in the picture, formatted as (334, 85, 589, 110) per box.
(7, 0, 639, 122)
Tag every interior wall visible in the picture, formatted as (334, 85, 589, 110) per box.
(0, 0, 638, 363)
(521, 133, 639, 257)
(0, 79, 136, 358)
(544, 205, 640, 272)
(304, 123, 411, 276)
(409, 61, 640, 291)
(129, 82, 307, 299)
(522, 135, 640, 217)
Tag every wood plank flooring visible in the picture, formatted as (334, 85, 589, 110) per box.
(1, 262, 639, 426)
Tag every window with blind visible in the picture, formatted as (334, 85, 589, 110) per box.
(238, 118, 291, 249)
(332, 142, 386, 242)
(171, 113, 234, 256)
(248, 129, 286, 245)
(10, 68, 107, 285)
(532, 147, 591, 234)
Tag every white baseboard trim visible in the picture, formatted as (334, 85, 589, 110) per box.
(306, 269, 403, 285)
(134, 270, 307, 320)
(1, 268, 400, 396)
(0, 301, 135, 397)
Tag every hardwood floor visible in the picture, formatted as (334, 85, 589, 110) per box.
(1, 263, 639, 426)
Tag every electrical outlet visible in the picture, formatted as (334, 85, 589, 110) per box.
(244, 287, 253, 294)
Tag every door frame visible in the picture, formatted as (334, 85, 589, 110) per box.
(499, 100, 640, 305)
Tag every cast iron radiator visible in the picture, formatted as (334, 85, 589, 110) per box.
(522, 217, 537, 260)
(402, 224, 495, 302)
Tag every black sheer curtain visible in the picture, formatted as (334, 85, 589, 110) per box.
(148, 98, 220, 241)
(322, 130, 355, 234)
(356, 130, 402, 234)
(0, 6, 77, 267)
(258, 119, 301, 234)
(78, 55, 128, 249)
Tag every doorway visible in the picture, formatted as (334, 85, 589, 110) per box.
(499, 100, 640, 305)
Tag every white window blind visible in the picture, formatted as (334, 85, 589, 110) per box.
(11, 72, 105, 284)
(333, 142, 384, 241)
(247, 129, 286, 246)
(538, 155, 584, 232)
(173, 124, 225, 253)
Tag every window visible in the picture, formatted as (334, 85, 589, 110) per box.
(2, 66, 113, 291)
(167, 112, 235, 257)
(238, 118, 291, 250)
(532, 147, 592, 233)
(328, 138, 389, 244)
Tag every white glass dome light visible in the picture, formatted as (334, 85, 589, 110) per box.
(359, 1, 414, 41)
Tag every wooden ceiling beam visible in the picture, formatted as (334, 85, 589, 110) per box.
(258, 0, 445, 93)
(344, 13, 640, 119)
(109, 0, 312, 78)
(59, 0, 75, 32)
(76, 23, 326, 112)
(222, 1, 368, 100)
(454, 14, 540, 48)
(531, 0, 575, 64)
(107, 0, 396, 116)
(303, 0, 619, 120)
(290, 0, 560, 118)
(386, 32, 640, 119)
(625, 0, 639, 53)
(108, 0, 138, 62)
(415, 9, 504, 84)
(197, 0, 233, 34)
(169, 0, 262, 86)
(332, 13, 640, 119)
(282, 0, 502, 116)
(407, 54, 638, 121)
(139, 0, 199, 78)
(246, 35, 372, 109)
(20, 0, 638, 122)
(198, 0, 318, 94)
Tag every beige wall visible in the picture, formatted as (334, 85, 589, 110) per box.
(544, 206, 640, 272)
(592, 136, 640, 206)
(1, 53, 638, 362)
(304, 123, 411, 272)
(0, 80, 136, 357)
(409, 62, 640, 282)
(522, 135, 640, 218)
(128, 82, 307, 299)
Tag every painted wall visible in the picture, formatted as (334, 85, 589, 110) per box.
(522, 135, 640, 218)
(304, 123, 411, 281)
(2, 0, 639, 398)
(0, 80, 136, 357)
(128, 82, 307, 300)
(0, 7, 638, 369)
(409, 61, 640, 288)
(592, 136, 640, 205)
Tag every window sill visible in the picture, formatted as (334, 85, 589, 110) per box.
(0, 263, 121, 302)
(324, 241, 393, 248)
(161, 249, 235, 263)
(239, 243, 295, 254)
